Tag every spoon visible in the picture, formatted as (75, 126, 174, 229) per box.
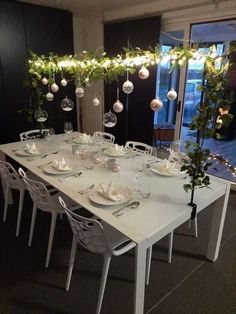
(112, 201, 140, 217)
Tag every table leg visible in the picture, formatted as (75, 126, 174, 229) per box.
(207, 182, 231, 262)
(134, 241, 147, 314)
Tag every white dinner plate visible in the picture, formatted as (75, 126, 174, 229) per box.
(15, 149, 41, 157)
(151, 165, 180, 177)
(103, 147, 128, 157)
(43, 162, 79, 175)
(88, 184, 133, 206)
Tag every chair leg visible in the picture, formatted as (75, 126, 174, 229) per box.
(96, 254, 111, 314)
(193, 216, 198, 238)
(168, 231, 174, 264)
(3, 185, 10, 222)
(66, 235, 78, 291)
(145, 246, 152, 285)
(16, 189, 25, 237)
(28, 204, 38, 247)
(45, 212, 58, 268)
(59, 213, 63, 220)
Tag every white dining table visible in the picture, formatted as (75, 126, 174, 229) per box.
(0, 133, 231, 314)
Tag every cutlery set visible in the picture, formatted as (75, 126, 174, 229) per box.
(58, 171, 82, 182)
(112, 201, 140, 217)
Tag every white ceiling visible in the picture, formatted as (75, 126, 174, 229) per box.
(18, 0, 161, 17)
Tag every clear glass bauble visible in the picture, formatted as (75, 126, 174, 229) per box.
(113, 100, 124, 113)
(122, 80, 134, 94)
(34, 108, 48, 122)
(60, 97, 74, 111)
(150, 97, 163, 112)
(103, 110, 117, 128)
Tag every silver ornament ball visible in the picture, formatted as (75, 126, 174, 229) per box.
(75, 87, 85, 98)
(122, 80, 134, 94)
(61, 78, 67, 87)
(113, 100, 124, 113)
(92, 97, 100, 107)
(46, 92, 54, 102)
(51, 83, 59, 93)
(150, 97, 163, 112)
(167, 88, 177, 101)
(41, 77, 48, 85)
(138, 66, 149, 79)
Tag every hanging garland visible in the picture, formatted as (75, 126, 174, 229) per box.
(24, 43, 236, 200)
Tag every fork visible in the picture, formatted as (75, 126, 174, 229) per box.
(58, 171, 82, 182)
(78, 184, 95, 195)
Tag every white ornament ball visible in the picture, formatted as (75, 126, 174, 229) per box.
(75, 87, 85, 98)
(150, 97, 163, 112)
(41, 77, 48, 85)
(122, 80, 134, 94)
(61, 78, 67, 87)
(46, 92, 54, 102)
(92, 97, 100, 107)
(113, 100, 124, 113)
(138, 66, 149, 79)
(167, 88, 177, 101)
(51, 83, 59, 93)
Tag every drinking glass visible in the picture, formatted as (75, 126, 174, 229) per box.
(45, 128, 58, 154)
(64, 121, 73, 142)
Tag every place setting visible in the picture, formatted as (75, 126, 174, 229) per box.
(150, 159, 180, 176)
(103, 144, 129, 157)
(88, 180, 134, 206)
(14, 142, 47, 161)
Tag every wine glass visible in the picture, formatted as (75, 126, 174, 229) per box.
(64, 121, 73, 142)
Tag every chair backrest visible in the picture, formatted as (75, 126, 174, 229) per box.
(0, 161, 26, 189)
(125, 141, 153, 155)
(58, 196, 112, 254)
(93, 131, 115, 143)
(18, 168, 60, 213)
(20, 129, 48, 141)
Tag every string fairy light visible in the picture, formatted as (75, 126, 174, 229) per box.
(208, 153, 236, 177)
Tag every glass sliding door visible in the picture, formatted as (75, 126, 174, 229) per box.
(180, 20, 236, 183)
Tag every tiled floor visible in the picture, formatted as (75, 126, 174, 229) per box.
(0, 189, 236, 314)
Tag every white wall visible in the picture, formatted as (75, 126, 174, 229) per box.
(73, 0, 236, 134)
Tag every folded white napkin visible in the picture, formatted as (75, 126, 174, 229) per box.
(79, 133, 91, 144)
(52, 158, 72, 171)
(108, 144, 125, 156)
(98, 181, 125, 202)
(24, 142, 39, 155)
(157, 159, 179, 174)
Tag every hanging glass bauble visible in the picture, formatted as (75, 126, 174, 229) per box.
(138, 66, 149, 79)
(150, 97, 163, 112)
(46, 92, 54, 102)
(61, 78, 67, 86)
(103, 111, 117, 128)
(51, 83, 59, 93)
(113, 100, 124, 113)
(85, 77, 91, 87)
(92, 97, 100, 107)
(60, 97, 74, 111)
(42, 77, 48, 85)
(122, 80, 134, 94)
(167, 88, 177, 101)
(34, 108, 48, 122)
(75, 87, 85, 98)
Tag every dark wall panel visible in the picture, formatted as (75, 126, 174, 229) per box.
(104, 16, 161, 145)
(0, 0, 75, 143)
(0, 0, 28, 143)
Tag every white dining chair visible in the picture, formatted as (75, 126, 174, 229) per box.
(59, 196, 152, 314)
(0, 160, 27, 237)
(19, 129, 48, 141)
(125, 141, 153, 155)
(18, 168, 81, 268)
(93, 131, 115, 143)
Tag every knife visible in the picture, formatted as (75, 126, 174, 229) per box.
(58, 171, 82, 182)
